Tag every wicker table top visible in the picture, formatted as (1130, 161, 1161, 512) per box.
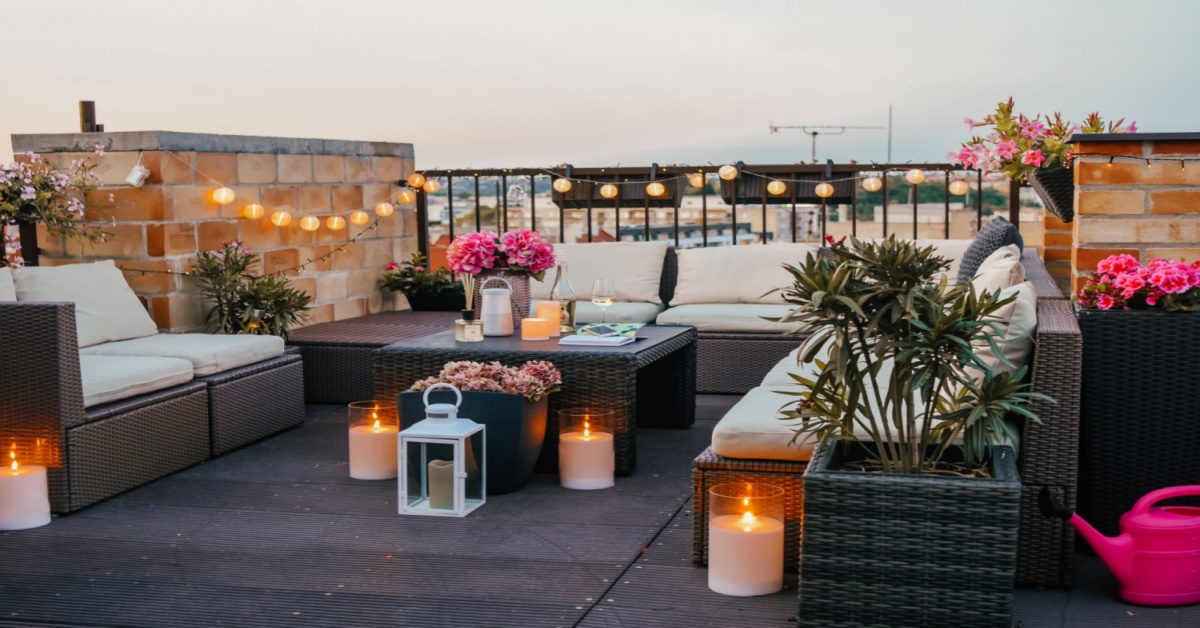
(377, 324, 693, 358)
(287, 311, 460, 348)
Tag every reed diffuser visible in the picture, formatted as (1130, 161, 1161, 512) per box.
(455, 273, 483, 342)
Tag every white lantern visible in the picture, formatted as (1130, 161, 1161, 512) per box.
(689, 172, 707, 188)
(599, 183, 619, 199)
(766, 180, 787, 196)
(300, 216, 320, 231)
(242, 203, 265, 220)
(211, 187, 235, 205)
(270, 211, 292, 227)
(646, 181, 667, 198)
(398, 189, 417, 205)
(905, 168, 926, 185)
(948, 178, 969, 196)
(375, 202, 395, 217)
(326, 215, 346, 231)
(349, 210, 371, 225)
(718, 165, 739, 180)
(399, 383, 486, 517)
(862, 176, 883, 192)
(814, 182, 835, 199)
(407, 173, 426, 189)
(423, 179, 441, 194)
(553, 178, 573, 193)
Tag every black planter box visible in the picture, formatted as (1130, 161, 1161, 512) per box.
(799, 440, 1020, 628)
(404, 291, 466, 312)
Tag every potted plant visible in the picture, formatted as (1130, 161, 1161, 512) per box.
(380, 252, 465, 312)
(950, 97, 1134, 222)
(1074, 255, 1200, 536)
(777, 237, 1048, 627)
(446, 230, 555, 320)
(191, 241, 313, 338)
(1, 148, 108, 267)
(399, 360, 561, 494)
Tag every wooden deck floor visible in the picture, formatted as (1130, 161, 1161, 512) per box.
(1, 396, 1196, 627)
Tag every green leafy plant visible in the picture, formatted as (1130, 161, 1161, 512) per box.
(775, 237, 1049, 475)
(380, 252, 462, 298)
(191, 241, 312, 338)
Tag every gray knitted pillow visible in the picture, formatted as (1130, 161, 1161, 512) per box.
(956, 216, 1024, 284)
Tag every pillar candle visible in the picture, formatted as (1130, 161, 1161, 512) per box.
(521, 317, 550, 341)
(535, 301, 562, 337)
(0, 462, 52, 531)
(558, 431, 614, 490)
(428, 459, 455, 509)
(707, 512, 784, 596)
(348, 422, 399, 480)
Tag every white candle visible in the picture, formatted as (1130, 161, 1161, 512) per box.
(521, 317, 550, 341)
(348, 421, 399, 480)
(0, 456, 51, 530)
(558, 430, 614, 490)
(708, 512, 784, 596)
(428, 459, 455, 509)
(536, 301, 562, 337)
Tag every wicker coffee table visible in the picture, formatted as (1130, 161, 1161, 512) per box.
(373, 325, 697, 475)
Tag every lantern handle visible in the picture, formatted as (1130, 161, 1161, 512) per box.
(480, 276, 512, 292)
(422, 382, 462, 409)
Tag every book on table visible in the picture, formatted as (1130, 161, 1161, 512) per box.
(557, 335, 636, 347)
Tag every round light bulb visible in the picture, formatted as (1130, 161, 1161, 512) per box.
(862, 176, 883, 192)
(815, 182, 835, 199)
(422, 179, 441, 193)
(300, 216, 320, 231)
(646, 181, 666, 198)
(905, 168, 926, 185)
(948, 179, 969, 196)
(375, 202, 395, 217)
(397, 189, 416, 205)
(211, 187, 235, 205)
(349, 210, 370, 225)
(326, 215, 346, 230)
(767, 180, 787, 196)
(718, 165, 739, 181)
(689, 172, 706, 188)
(600, 183, 619, 199)
(270, 211, 292, 227)
(407, 173, 426, 188)
(242, 203, 264, 220)
(552, 178, 573, 193)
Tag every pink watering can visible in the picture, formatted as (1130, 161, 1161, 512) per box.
(1040, 486, 1200, 606)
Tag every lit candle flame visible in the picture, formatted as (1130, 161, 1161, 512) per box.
(583, 420, 590, 440)
(9, 445, 16, 473)
(373, 419, 381, 431)
(741, 510, 757, 532)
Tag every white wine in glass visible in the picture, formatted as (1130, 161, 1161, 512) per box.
(591, 278, 616, 324)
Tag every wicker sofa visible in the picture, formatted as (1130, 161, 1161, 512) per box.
(0, 262, 304, 513)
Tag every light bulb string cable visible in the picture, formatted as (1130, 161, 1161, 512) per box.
(1068, 152, 1197, 168)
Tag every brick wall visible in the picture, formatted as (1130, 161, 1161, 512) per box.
(11, 132, 416, 331)
(1071, 135, 1200, 294)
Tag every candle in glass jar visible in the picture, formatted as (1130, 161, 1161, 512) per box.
(0, 448, 52, 531)
(348, 411, 399, 480)
(558, 426, 614, 490)
(535, 301, 562, 337)
(708, 506, 784, 596)
(521, 317, 550, 341)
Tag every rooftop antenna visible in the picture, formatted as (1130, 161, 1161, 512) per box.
(769, 122, 885, 163)
(79, 101, 103, 132)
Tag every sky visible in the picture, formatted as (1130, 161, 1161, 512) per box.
(3, 0, 1197, 169)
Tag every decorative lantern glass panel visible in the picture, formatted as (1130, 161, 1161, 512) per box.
(398, 384, 486, 517)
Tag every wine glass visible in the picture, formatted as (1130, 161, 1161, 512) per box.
(591, 278, 616, 324)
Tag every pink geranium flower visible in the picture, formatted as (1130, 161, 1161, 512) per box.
(995, 139, 1018, 160)
(446, 231, 498, 274)
(1021, 150, 1045, 167)
(1020, 120, 1046, 139)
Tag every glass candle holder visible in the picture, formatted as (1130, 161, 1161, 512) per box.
(348, 401, 400, 480)
(558, 408, 615, 490)
(707, 483, 785, 596)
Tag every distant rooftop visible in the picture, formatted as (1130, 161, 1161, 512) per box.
(10, 131, 413, 157)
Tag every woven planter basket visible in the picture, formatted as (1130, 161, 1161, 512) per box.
(1029, 166, 1075, 223)
(799, 440, 1020, 628)
(1077, 308, 1200, 537)
(471, 268, 532, 322)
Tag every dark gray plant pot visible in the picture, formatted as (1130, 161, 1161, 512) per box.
(1029, 166, 1075, 223)
(404, 291, 466, 312)
(799, 440, 1021, 628)
(398, 390, 548, 495)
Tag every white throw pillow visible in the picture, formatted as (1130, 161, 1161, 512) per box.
(971, 282, 1037, 379)
(968, 257, 1025, 297)
(975, 244, 1021, 274)
(13, 260, 159, 348)
(0, 267, 14, 302)
(530, 242, 668, 304)
(671, 243, 818, 305)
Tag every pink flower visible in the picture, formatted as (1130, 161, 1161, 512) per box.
(953, 147, 976, 169)
(94, 145, 105, 156)
(1127, 121, 1138, 133)
(1096, 294, 1115, 310)
(964, 117, 976, 129)
(386, 262, 399, 271)
(1021, 150, 1045, 167)
(1020, 120, 1046, 139)
(446, 231, 498, 274)
(414, 266, 425, 272)
(498, 230, 555, 274)
(20, 186, 36, 201)
(1097, 254, 1140, 275)
(995, 139, 1018, 159)
(1146, 295, 1158, 306)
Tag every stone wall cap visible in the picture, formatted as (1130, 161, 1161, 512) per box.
(1069, 132, 1200, 143)
(11, 131, 414, 158)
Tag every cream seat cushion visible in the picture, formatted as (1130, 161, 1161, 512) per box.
(656, 303, 807, 334)
(79, 355, 194, 408)
(531, 242, 668, 304)
(671, 243, 819, 305)
(573, 301, 664, 324)
(0, 267, 14, 301)
(13, 260, 158, 347)
(81, 333, 285, 377)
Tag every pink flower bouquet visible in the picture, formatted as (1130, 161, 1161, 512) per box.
(445, 230, 555, 280)
(410, 360, 562, 402)
(1077, 254, 1200, 312)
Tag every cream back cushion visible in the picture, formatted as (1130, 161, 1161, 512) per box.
(13, 260, 159, 347)
(530, 241, 668, 304)
(968, 257, 1025, 297)
(973, 281, 1038, 379)
(671, 243, 818, 305)
(0, 267, 14, 301)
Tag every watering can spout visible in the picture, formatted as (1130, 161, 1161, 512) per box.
(1039, 487, 1135, 586)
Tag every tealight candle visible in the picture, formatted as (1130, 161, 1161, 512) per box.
(558, 408, 615, 490)
(707, 483, 785, 596)
(535, 301, 563, 337)
(0, 447, 51, 530)
(348, 401, 400, 480)
(521, 317, 550, 341)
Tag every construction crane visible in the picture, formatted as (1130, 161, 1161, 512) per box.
(769, 119, 888, 163)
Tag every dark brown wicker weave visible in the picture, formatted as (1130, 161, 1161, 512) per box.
(1076, 308, 1200, 537)
(1030, 166, 1075, 223)
(373, 325, 697, 475)
(287, 311, 460, 403)
(198, 353, 305, 455)
(798, 442, 1021, 628)
(0, 302, 210, 512)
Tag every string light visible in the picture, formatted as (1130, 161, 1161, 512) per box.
(948, 179, 969, 196)
(718, 165, 739, 180)
(398, 189, 416, 204)
(349, 210, 370, 225)
(862, 176, 883, 192)
(326, 215, 346, 231)
(300, 216, 321, 231)
(422, 179, 441, 193)
(407, 173, 426, 188)
(270, 211, 292, 227)
(905, 169, 926, 185)
(375, 202, 395, 217)
(242, 203, 265, 219)
(211, 187, 235, 205)
(689, 172, 706, 188)
(814, 182, 835, 198)
(646, 181, 666, 197)
(552, 178, 573, 193)
(766, 180, 787, 196)
(600, 184, 619, 199)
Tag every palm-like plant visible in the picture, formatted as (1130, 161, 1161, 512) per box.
(191, 242, 312, 338)
(776, 237, 1049, 475)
